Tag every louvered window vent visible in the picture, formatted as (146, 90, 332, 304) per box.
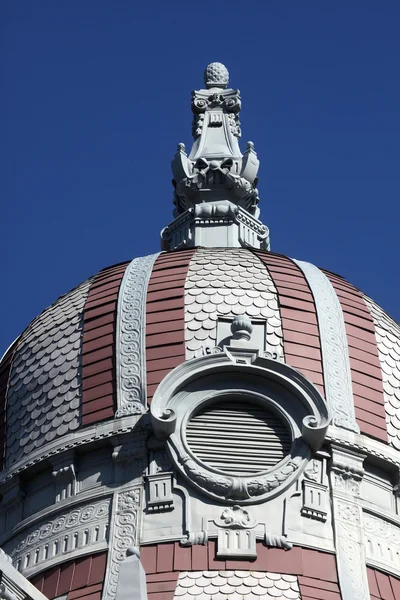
(185, 400, 291, 475)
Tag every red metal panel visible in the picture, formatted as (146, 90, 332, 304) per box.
(389, 576, 400, 598)
(82, 381, 113, 403)
(146, 331, 184, 348)
(81, 262, 129, 427)
(254, 250, 326, 399)
(83, 324, 115, 344)
(285, 355, 325, 374)
(147, 581, 178, 594)
(173, 543, 191, 571)
(141, 545, 158, 574)
(353, 398, 386, 421)
(146, 308, 184, 325)
(82, 334, 114, 355)
(30, 554, 107, 599)
(69, 584, 102, 599)
(191, 544, 208, 571)
(280, 307, 319, 325)
(71, 556, 91, 590)
(42, 567, 60, 599)
(283, 331, 322, 350)
(141, 541, 341, 600)
(375, 570, 396, 600)
(156, 542, 175, 573)
(82, 396, 115, 416)
(82, 371, 114, 391)
(81, 358, 113, 378)
(301, 549, 338, 582)
(324, 270, 387, 442)
(83, 406, 114, 424)
(84, 293, 119, 311)
(145, 250, 195, 403)
(84, 302, 118, 321)
(299, 587, 341, 599)
(58, 562, 75, 595)
(147, 356, 188, 373)
(147, 573, 180, 583)
(82, 346, 114, 367)
(284, 342, 323, 361)
(207, 539, 226, 570)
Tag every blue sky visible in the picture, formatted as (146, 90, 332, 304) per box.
(1, 1, 399, 353)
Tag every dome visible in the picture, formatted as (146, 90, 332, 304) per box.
(1, 63, 399, 600)
(1, 247, 399, 473)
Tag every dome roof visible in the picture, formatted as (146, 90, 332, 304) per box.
(1, 247, 399, 474)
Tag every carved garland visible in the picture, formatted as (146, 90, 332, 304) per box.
(294, 260, 359, 433)
(116, 254, 159, 417)
(151, 352, 330, 504)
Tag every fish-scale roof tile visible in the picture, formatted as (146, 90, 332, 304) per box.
(173, 571, 300, 599)
(6, 278, 92, 466)
(184, 248, 284, 360)
(364, 295, 400, 450)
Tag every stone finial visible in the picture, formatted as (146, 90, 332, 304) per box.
(231, 315, 253, 342)
(164, 64, 270, 251)
(204, 62, 229, 89)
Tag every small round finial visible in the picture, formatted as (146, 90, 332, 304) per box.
(231, 315, 253, 342)
(204, 62, 229, 89)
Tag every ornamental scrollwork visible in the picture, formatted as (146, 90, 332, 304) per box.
(101, 489, 141, 600)
(115, 254, 159, 417)
(152, 350, 329, 505)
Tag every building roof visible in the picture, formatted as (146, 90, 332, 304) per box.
(1, 246, 399, 477)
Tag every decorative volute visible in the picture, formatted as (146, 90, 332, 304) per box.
(161, 63, 270, 251)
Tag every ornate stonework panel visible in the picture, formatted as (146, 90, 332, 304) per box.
(101, 488, 141, 600)
(185, 248, 283, 359)
(364, 295, 400, 450)
(6, 279, 92, 466)
(173, 571, 301, 598)
(5, 497, 110, 576)
(293, 260, 358, 432)
(330, 446, 370, 600)
(364, 512, 400, 577)
(115, 253, 159, 416)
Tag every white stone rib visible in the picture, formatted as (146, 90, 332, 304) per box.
(115, 253, 159, 417)
(293, 260, 359, 432)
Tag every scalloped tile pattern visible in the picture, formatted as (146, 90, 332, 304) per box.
(185, 248, 283, 359)
(173, 570, 301, 599)
(6, 279, 92, 466)
(364, 295, 400, 450)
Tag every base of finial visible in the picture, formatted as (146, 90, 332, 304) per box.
(161, 201, 270, 251)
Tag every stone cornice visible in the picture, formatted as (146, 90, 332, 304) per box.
(326, 425, 400, 470)
(0, 415, 148, 485)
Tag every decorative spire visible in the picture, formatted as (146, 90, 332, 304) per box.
(161, 63, 270, 251)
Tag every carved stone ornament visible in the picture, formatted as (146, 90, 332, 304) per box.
(102, 489, 141, 600)
(364, 512, 400, 577)
(150, 347, 330, 504)
(6, 498, 111, 576)
(329, 445, 370, 600)
(116, 253, 159, 417)
(164, 63, 270, 251)
(293, 260, 359, 433)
